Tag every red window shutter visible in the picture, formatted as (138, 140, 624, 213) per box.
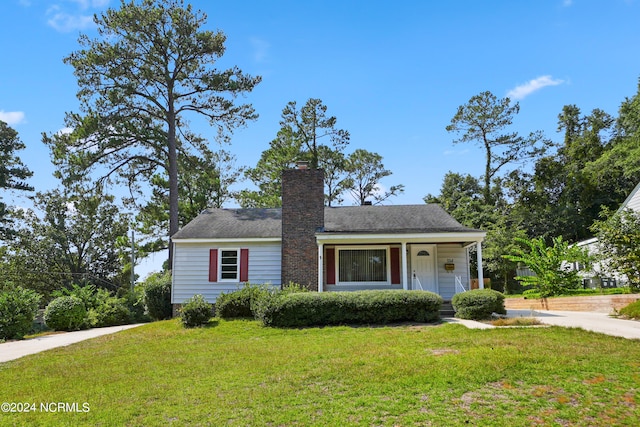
(326, 247, 336, 285)
(240, 248, 249, 282)
(209, 249, 218, 282)
(390, 247, 401, 285)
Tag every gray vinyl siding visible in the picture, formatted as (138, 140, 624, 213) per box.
(435, 244, 470, 300)
(172, 241, 281, 304)
(626, 186, 640, 212)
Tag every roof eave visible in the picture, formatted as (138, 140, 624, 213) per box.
(315, 231, 486, 245)
(172, 237, 282, 244)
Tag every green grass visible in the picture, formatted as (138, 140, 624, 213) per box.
(488, 317, 542, 327)
(620, 299, 640, 320)
(1, 319, 639, 426)
(506, 287, 637, 299)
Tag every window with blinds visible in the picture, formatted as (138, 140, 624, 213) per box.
(338, 248, 388, 283)
(220, 249, 239, 280)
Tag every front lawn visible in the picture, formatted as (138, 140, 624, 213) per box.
(1, 319, 639, 426)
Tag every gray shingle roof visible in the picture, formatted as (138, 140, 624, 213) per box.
(323, 205, 480, 233)
(172, 205, 482, 240)
(172, 208, 282, 239)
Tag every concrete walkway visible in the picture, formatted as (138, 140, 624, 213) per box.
(0, 324, 144, 363)
(448, 309, 640, 340)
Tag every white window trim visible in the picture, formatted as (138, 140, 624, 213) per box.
(335, 245, 391, 286)
(218, 248, 240, 282)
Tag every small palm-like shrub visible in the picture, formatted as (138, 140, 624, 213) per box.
(180, 294, 212, 327)
(44, 296, 86, 331)
(0, 286, 42, 340)
(452, 289, 506, 320)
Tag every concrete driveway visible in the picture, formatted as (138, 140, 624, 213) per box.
(506, 309, 640, 340)
(0, 324, 144, 363)
(447, 310, 640, 340)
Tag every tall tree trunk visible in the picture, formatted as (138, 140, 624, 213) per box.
(168, 109, 178, 271)
(484, 143, 492, 205)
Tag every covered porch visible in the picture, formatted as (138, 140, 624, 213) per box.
(316, 232, 486, 301)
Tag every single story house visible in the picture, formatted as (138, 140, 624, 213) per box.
(171, 164, 486, 308)
(571, 181, 640, 287)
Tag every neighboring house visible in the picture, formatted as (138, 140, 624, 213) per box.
(622, 181, 640, 212)
(572, 181, 640, 287)
(171, 164, 486, 308)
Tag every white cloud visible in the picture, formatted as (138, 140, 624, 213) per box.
(47, 10, 94, 32)
(70, 0, 110, 10)
(58, 127, 74, 136)
(46, 1, 109, 33)
(250, 37, 270, 62)
(507, 75, 564, 100)
(0, 110, 26, 125)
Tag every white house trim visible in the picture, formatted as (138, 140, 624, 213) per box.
(172, 237, 281, 244)
(401, 241, 408, 290)
(316, 232, 485, 245)
(317, 242, 324, 293)
(476, 241, 484, 289)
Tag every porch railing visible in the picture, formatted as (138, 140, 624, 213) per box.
(455, 275, 467, 294)
(412, 274, 424, 291)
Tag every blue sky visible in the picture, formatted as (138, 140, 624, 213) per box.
(2, 0, 640, 274)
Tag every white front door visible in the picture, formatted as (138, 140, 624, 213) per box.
(411, 245, 437, 293)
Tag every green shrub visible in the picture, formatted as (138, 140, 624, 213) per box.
(180, 294, 212, 327)
(619, 299, 640, 320)
(122, 287, 149, 323)
(521, 286, 630, 299)
(44, 296, 86, 331)
(52, 284, 109, 312)
(250, 282, 309, 321)
(604, 287, 630, 295)
(143, 272, 173, 320)
(522, 289, 541, 299)
(215, 283, 272, 319)
(257, 290, 442, 328)
(452, 289, 506, 320)
(87, 296, 133, 327)
(52, 283, 142, 328)
(0, 286, 42, 340)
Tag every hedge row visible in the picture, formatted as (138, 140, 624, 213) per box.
(254, 290, 443, 328)
(214, 282, 309, 320)
(214, 283, 271, 318)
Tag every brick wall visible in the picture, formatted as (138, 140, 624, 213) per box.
(281, 167, 324, 291)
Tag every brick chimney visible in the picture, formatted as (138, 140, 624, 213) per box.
(281, 162, 324, 290)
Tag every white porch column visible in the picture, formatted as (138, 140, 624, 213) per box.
(401, 241, 408, 290)
(476, 241, 484, 289)
(317, 243, 324, 293)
